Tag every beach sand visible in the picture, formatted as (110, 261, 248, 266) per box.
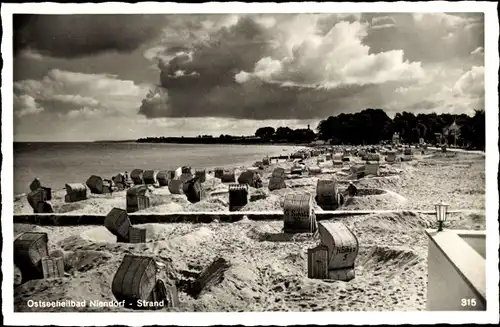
(13, 148, 486, 312)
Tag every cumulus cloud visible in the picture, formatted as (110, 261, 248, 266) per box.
(363, 12, 484, 63)
(384, 64, 484, 115)
(14, 94, 44, 117)
(139, 14, 426, 120)
(14, 13, 485, 141)
(370, 15, 396, 29)
(453, 66, 484, 97)
(14, 69, 150, 120)
(239, 21, 423, 87)
(471, 46, 484, 57)
(14, 14, 166, 58)
(139, 87, 170, 118)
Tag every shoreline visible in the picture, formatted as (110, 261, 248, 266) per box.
(14, 144, 307, 196)
(14, 147, 486, 215)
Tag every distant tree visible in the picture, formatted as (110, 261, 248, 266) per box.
(137, 108, 485, 150)
(470, 109, 485, 150)
(255, 127, 275, 140)
(273, 126, 293, 141)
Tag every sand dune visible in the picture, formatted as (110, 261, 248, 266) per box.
(14, 209, 486, 312)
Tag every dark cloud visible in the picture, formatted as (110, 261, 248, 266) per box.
(13, 14, 166, 58)
(139, 78, 373, 120)
(139, 14, 427, 120)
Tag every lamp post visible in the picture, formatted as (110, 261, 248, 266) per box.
(435, 201, 449, 232)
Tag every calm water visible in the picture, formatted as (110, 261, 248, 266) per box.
(13, 142, 298, 194)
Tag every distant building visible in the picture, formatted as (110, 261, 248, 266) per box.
(445, 120, 461, 146)
(392, 132, 400, 145)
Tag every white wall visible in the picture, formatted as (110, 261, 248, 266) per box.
(426, 230, 486, 311)
(458, 232, 486, 259)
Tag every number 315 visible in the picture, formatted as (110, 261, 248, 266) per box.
(461, 298, 477, 307)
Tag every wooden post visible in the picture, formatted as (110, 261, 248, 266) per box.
(187, 258, 231, 299)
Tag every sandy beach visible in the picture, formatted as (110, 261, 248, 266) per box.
(13, 148, 486, 312)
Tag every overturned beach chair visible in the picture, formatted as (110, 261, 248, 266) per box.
(65, 183, 87, 203)
(229, 184, 248, 211)
(283, 193, 317, 234)
(187, 257, 231, 299)
(105, 207, 133, 242)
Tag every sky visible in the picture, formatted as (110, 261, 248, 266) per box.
(12, 13, 485, 142)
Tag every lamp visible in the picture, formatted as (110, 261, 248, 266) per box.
(435, 200, 449, 232)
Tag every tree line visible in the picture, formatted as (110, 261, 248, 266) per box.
(137, 108, 485, 150)
(315, 108, 485, 150)
(253, 108, 485, 150)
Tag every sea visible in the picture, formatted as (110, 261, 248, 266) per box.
(13, 142, 300, 195)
